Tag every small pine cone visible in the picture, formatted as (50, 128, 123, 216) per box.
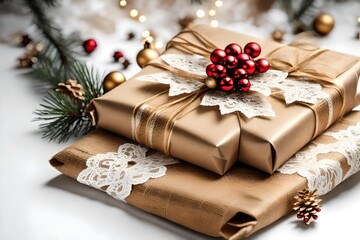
(56, 79, 85, 100)
(293, 188, 322, 225)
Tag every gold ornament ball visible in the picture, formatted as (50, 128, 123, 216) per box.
(313, 13, 335, 36)
(271, 30, 284, 42)
(205, 77, 218, 89)
(102, 71, 126, 93)
(136, 48, 160, 68)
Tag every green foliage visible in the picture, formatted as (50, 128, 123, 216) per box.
(34, 63, 103, 143)
(17, 0, 103, 142)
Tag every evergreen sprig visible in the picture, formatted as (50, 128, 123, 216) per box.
(34, 62, 103, 143)
(16, 0, 103, 142)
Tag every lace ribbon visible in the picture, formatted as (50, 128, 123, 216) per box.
(77, 143, 179, 202)
(278, 122, 360, 195)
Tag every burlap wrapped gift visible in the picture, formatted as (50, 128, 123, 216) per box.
(50, 111, 360, 239)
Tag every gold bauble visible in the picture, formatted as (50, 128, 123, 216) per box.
(136, 42, 160, 68)
(313, 13, 334, 36)
(205, 77, 218, 89)
(102, 71, 126, 93)
(271, 30, 284, 42)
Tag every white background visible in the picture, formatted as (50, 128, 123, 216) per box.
(1, 1, 360, 239)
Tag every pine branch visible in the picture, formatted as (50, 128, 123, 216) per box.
(294, 0, 316, 22)
(34, 62, 103, 143)
(24, 0, 80, 66)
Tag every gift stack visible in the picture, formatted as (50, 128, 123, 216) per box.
(50, 25, 360, 239)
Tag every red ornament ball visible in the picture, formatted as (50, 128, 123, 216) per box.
(225, 43, 242, 56)
(313, 215, 318, 220)
(210, 49, 227, 64)
(238, 78, 251, 92)
(244, 42, 261, 58)
(211, 64, 227, 79)
(83, 39, 97, 54)
(206, 64, 215, 77)
(233, 68, 247, 80)
(223, 55, 238, 69)
(236, 53, 252, 64)
(241, 60, 256, 75)
(219, 77, 234, 92)
(256, 58, 270, 73)
(113, 51, 124, 62)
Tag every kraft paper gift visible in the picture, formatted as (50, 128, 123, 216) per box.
(92, 25, 360, 174)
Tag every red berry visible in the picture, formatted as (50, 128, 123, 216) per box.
(313, 215, 318, 220)
(304, 217, 309, 223)
(113, 51, 124, 62)
(210, 49, 227, 64)
(219, 77, 234, 92)
(211, 64, 227, 79)
(225, 43, 242, 56)
(256, 58, 270, 73)
(233, 68, 247, 80)
(223, 55, 238, 69)
(236, 53, 252, 64)
(316, 208, 321, 212)
(241, 60, 256, 75)
(238, 78, 251, 92)
(83, 39, 97, 53)
(206, 64, 215, 77)
(297, 213, 303, 219)
(244, 42, 261, 58)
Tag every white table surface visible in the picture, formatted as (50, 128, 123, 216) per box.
(1, 1, 360, 239)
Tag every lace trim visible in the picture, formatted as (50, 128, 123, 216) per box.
(137, 72, 204, 96)
(136, 54, 333, 119)
(201, 91, 275, 118)
(161, 54, 210, 77)
(77, 143, 179, 202)
(278, 122, 360, 195)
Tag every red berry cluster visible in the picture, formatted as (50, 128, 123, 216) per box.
(206, 42, 270, 92)
(296, 207, 321, 224)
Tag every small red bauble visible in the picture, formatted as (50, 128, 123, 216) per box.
(312, 215, 318, 220)
(210, 49, 227, 64)
(244, 42, 261, 58)
(219, 77, 234, 92)
(241, 60, 256, 75)
(225, 43, 242, 56)
(238, 78, 251, 92)
(236, 53, 252, 64)
(297, 213, 303, 219)
(211, 64, 227, 79)
(83, 39, 97, 53)
(256, 58, 270, 73)
(223, 55, 238, 69)
(113, 51, 124, 62)
(206, 64, 215, 77)
(233, 68, 247, 80)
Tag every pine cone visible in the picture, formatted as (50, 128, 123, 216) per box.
(56, 79, 85, 100)
(293, 188, 322, 225)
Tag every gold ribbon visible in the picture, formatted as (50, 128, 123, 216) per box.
(132, 27, 351, 156)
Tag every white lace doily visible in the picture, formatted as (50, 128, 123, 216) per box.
(201, 91, 275, 118)
(278, 122, 360, 195)
(77, 143, 179, 202)
(136, 54, 333, 118)
(137, 72, 204, 96)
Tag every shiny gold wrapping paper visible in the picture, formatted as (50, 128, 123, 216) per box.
(92, 25, 360, 174)
(50, 111, 360, 240)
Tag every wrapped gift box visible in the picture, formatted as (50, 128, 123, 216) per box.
(91, 25, 360, 174)
(51, 111, 360, 239)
